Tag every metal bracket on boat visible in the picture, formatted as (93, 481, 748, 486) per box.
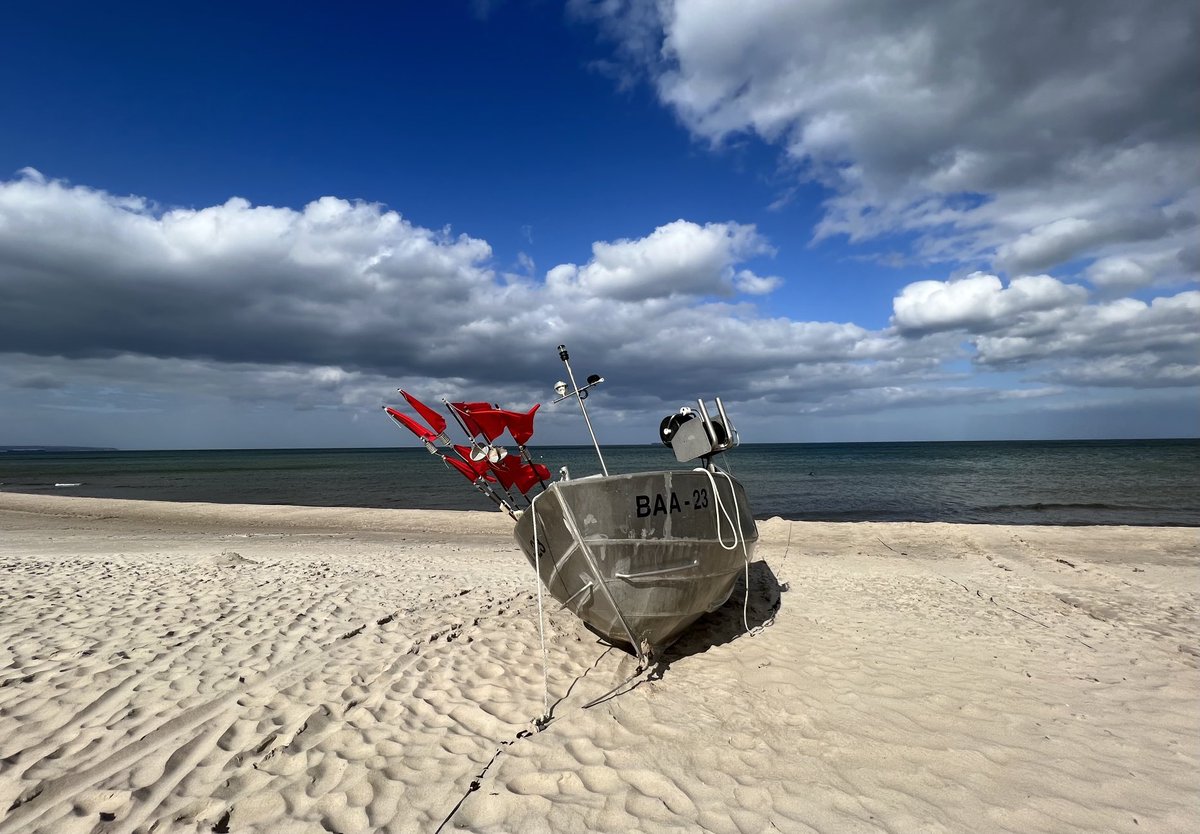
(560, 581, 594, 607)
(615, 560, 699, 580)
(552, 376, 604, 403)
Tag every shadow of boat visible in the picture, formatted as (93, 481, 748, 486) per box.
(651, 559, 783, 678)
(582, 559, 784, 685)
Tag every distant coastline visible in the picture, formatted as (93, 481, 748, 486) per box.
(0, 446, 119, 453)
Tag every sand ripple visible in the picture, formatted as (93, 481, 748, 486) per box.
(1, 496, 1197, 833)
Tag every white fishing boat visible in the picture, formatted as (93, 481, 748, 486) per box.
(384, 344, 758, 666)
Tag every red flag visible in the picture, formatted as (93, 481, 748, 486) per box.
(385, 407, 437, 442)
(447, 401, 495, 438)
(454, 445, 491, 477)
(465, 409, 508, 443)
(507, 404, 540, 445)
(400, 390, 447, 435)
(490, 455, 520, 490)
(470, 404, 541, 445)
(444, 457, 480, 482)
(491, 457, 549, 493)
(514, 462, 551, 493)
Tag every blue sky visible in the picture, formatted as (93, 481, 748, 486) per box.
(0, 1, 1196, 449)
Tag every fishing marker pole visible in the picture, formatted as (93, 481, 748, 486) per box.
(429, 441, 517, 518)
(441, 398, 527, 508)
(382, 405, 516, 516)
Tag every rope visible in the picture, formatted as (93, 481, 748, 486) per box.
(694, 466, 755, 635)
(530, 493, 550, 723)
(694, 467, 740, 551)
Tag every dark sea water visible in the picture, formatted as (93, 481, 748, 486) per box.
(1, 440, 1197, 526)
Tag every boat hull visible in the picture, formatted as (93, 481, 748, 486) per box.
(513, 469, 758, 657)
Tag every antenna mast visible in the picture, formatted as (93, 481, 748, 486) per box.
(554, 344, 609, 476)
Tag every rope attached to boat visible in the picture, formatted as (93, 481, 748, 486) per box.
(694, 467, 756, 635)
(530, 493, 551, 725)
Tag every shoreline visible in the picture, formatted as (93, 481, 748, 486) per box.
(1, 492, 1197, 832)
(3, 489, 1195, 530)
(0, 491, 515, 537)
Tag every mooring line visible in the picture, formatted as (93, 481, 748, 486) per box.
(432, 644, 618, 832)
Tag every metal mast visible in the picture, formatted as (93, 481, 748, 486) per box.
(555, 344, 609, 476)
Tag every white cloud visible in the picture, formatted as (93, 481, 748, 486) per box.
(577, 0, 1200, 283)
(892, 272, 1087, 334)
(995, 211, 1195, 276)
(973, 291, 1200, 371)
(887, 266, 1198, 387)
(732, 269, 781, 295)
(1086, 256, 1153, 293)
(0, 173, 862, 410)
(1085, 248, 1194, 293)
(1035, 354, 1200, 389)
(886, 268, 1198, 387)
(544, 219, 776, 300)
(0, 172, 963, 435)
(0, 171, 1195, 445)
(0, 170, 497, 371)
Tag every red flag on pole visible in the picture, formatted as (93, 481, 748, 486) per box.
(490, 455, 520, 490)
(469, 404, 541, 445)
(514, 462, 551, 493)
(464, 409, 508, 443)
(533, 462, 550, 488)
(385, 407, 437, 442)
(506, 403, 540, 445)
(444, 457, 480, 483)
(492, 457, 549, 493)
(447, 401, 495, 438)
(453, 445, 491, 477)
(400, 390, 447, 435)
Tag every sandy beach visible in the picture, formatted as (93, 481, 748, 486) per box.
(0, 492, 1196, 833)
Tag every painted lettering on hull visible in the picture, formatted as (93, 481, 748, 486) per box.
(635, 488, 707, 518)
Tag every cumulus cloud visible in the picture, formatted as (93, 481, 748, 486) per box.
(0, 172, 882, 412)
(731, 269, 781, 295)
(1085, 248, 1195, 294)
(545, 219, 776, 300)
(995, 211, 1196, 276)
(973, 291, 1200, 372)
(1, 171, 1195, 445)
(889, 268, 1198, 387)
(892, 272, 1087, 334)
(575, 0, 1200, 281)
(0, 171, 496, 374)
